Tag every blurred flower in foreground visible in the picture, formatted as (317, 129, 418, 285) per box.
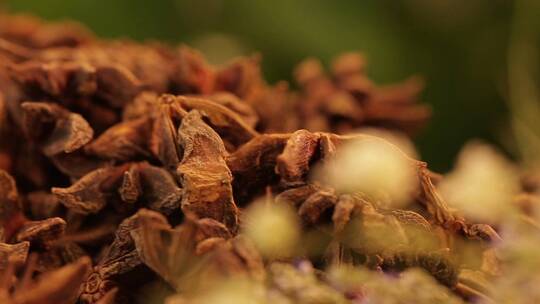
(243, 200, 300, 259)
(166, 279, 265, 304)
(328, 265, 464, 304)
(313, 136, 417, 208)
(489, 225, 540, 304)
(356, 128, 419, 159)
(438, 141, 520, 223)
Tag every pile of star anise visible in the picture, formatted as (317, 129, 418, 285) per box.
(0, 13, 531, 304)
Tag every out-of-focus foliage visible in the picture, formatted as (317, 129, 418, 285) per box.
(3, 0, 532, 171)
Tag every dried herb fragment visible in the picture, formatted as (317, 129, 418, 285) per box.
(137, 162, 183, 214)
(226, 133, 290, 204)
(0, 241, 29, 269)
(177, 110, 239, 231)
(276, 129, 321, 187)
(21, 101, 94, 156)
(10, 61, 97, 98)
(85, 116, 152, 161)
(0, 12, 512, 304)
(15, 217, 66, 246)
(149, 96, 185, 170)
(52, 165, 127, 214)
(0, 169, 26, 240)
(80, 209, 166, 303)
(12, 257, 91, 304)
(175, 95, 258, 149)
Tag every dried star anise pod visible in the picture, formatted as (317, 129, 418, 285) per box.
(0, 12, 512, 304)
(79, 209, 165, 303)
(0, 256, 92, 304)
(176, 110, 239, 231)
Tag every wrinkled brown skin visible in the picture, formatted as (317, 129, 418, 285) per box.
(215, 55, 265, 101)
(175, 45, 215, 94)
(130, 209, 196, 291)
(9, 61, 97, 98)
(52, 164, 128, 215)
(130, 212, 234, 289)
(11, 257, 92, 304)
(15, 217, 66, 246)
(0, 170, 27, 240)
(21, 101, 94, 156)
(174, 95, 259, 149)
(332, 194, 357, 234)
(0, 241, 29, 269)
(137, 162, 183, 214)
(289, 53, 431, 136)
(0, 14, 94, 49)
(276, 129, 321, 187)
(249, 81, 299, 133)
(226, 133, 291, 205)
(227, 132, 410, 205)
(0, 37, 37, 62)
(149, 96, 186, 171)
(192, 218, 232, 244)
(130, 211, 261, 292)
(202, 236, 265, 282)
(177, 111, 239, 231)
(298, 188, 338, 225)
(118, 165, 140, 204)
(94, 288, 118, 304)
(50, 151, 110, 179)
(328, 196, 458, 286)
(85, 116, 152, 161)
(275, 184, 321, 208)
(122, 91, 159, 121)
(80, 210, 164, 304)
(0, 169, 21, 221)
(94, 64, 142, 108)
(204, 92, 259, 128)
(25, 191, 61, 220)
(1, 14, 503, 303)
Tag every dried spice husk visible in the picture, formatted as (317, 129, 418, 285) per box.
(175, 95, 258, 150)
(226, 129, 498, 299)
(291, 55, 431, 135)
(21, 101, 94, 156)
(0, 14, 94, 49)
(0, 256, 92, 304)
(0, 170, 26, 240)
(79, 209, 165, 303)
(0, 12, 515, 304)
(129, 210, 258, 292)
(226, 133, 290, 204)
(177, 110, 239, 231)
(85, 116, 152, 161)
(52, 164, 129, 214)
(0, 241, 29, 269)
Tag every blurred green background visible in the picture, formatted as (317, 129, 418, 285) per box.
(3, 0, 540, 171)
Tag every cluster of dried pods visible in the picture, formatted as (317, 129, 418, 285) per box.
(0, 13, 523, 304)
